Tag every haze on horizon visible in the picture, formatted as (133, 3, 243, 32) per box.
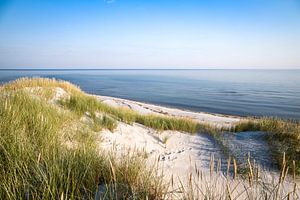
(0, 0, 300, 69)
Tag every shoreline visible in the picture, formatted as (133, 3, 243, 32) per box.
(93, 94, 242, 129)
(94, 93, 287, 192)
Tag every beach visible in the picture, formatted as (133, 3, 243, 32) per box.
(96, 94, 241, 128)
(93, 93, 296, 198)
(1, 78, 298, 199)
(90, 93, 240, 179)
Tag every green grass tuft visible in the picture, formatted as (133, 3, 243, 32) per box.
(0, 77, 83, 95)
(233, 117, 300, 172)
(0, 87, 165, 199)
(92, 115, 117, 132)
(136, 114, 198, 133)
(60, 94, 200, 133)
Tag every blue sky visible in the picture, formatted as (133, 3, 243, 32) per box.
(0, 0, 300, 69)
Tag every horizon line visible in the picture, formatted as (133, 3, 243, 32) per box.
(0, 68, 299, 71)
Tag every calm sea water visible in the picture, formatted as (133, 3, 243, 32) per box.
(0, 69, 299, 119)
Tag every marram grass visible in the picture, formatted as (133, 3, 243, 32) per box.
(59, 94, 200, 133)
(232, 117, 300, 172)
(0, 77, 83, 95)
(92, 115, 117, 132)
(0, 84, 165, 199)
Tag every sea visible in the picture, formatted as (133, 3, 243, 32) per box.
(0, 69, 299, 119)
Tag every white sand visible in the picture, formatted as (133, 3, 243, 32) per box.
(98, 117, 297, 199)
(95, 95, 235, 184)
(53, 89, 298, 198)
(95, 95, 241, 129)
(100, 122, 225, 177)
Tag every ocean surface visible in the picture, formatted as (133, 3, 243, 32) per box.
(0, 69, 299, 119)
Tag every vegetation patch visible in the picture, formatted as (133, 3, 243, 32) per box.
(24, 87, 56, 101)
(0, 85, 166, 199)
(0, 77, 83, 96)
(232, 118, 300, 172)
(92, 115, 118, 132)
(60, 94, 200, 133)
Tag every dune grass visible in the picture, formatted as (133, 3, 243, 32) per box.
(0, 77, 83, 96)
(24, 87, 56, 101)
(136, 114, 199, 133)
(0, 88, 166, 199)
(92, 115, 118, 132)
(1, 77, 211, 134)
(232, 118, 300, 172)
(59, 94, 200, 134)
(179, 153, 299, 199)
(232, 117, 300, 136)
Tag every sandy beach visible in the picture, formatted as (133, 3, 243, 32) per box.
(93, 94, 296, 198)
(93, 95, 233, 180)
(96, 95, 241, 128)
(93, 95, 235, 174)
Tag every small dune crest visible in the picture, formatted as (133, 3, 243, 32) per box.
(0, 77, 82, 95)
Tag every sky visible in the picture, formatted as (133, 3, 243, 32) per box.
(0, 0, 300, 69)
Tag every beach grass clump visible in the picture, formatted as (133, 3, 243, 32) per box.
(231, 119, 261, 132)
(232, 117, 300, 172)
(259, 118, 300, 140)
(0, 77, 83, 95)
(93, 115, 118, 132)
(0, 85, 165, 199)
(60, 94, 100, 116)
(0, 91, 83, 198)
(233, 117, 300, 137)
(197, 123, 219, 135)
(59, 94, 137, 124)
(136, 114, 198, 133)
(98, 151, 167, 199)
(0, 91, 71, 151)
(179, 153, 299, 199)
(60, 93, 199, 133)
(233, 117, 300, 142)
(24, 87, 56, 101)
(259, 118, 300, 171)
